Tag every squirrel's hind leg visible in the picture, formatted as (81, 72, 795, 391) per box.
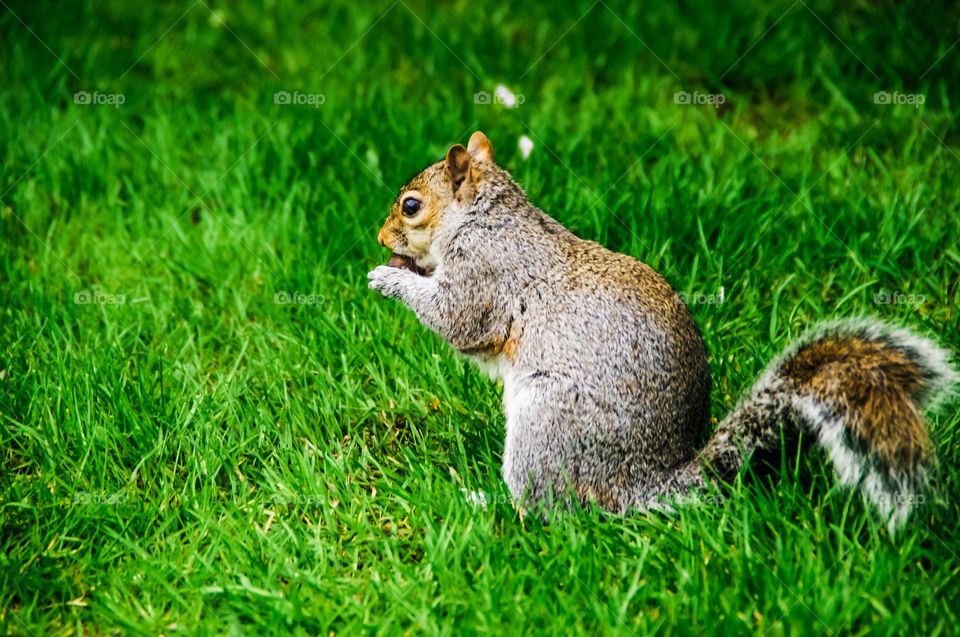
(501, 378, 647, 514)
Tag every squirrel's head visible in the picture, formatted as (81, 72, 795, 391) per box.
(377, 131, 496, 275)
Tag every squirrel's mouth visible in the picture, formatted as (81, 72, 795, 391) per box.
(387, 253, 434, 277)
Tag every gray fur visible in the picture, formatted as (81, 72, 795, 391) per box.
(369, 139, 957, 533)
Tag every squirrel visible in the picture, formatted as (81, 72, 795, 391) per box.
(368, 131, 958, 534)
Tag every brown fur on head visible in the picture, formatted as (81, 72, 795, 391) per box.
(377, 132, 495, 272)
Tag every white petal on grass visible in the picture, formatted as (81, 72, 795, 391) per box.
(518, 135, 534, 159)
(495, 84, 518, 108)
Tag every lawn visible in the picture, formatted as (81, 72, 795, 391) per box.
(2, 0, 960, 634)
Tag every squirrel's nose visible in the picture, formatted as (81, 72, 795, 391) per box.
(377, 227, 394, 249)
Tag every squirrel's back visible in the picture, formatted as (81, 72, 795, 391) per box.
(556, 236, 712, 463)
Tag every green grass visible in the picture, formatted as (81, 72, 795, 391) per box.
(3, 0, 960, 634)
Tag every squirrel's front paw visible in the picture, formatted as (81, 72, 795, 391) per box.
(367, 265, 414, 299)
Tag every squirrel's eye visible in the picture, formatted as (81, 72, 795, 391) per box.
(402, 197, 422, 217)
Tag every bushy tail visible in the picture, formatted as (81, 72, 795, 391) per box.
(665, 319, 957, 534)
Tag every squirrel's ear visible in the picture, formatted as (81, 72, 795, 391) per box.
(445, 144, 472, 194)
(467, 131, 494, 164)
